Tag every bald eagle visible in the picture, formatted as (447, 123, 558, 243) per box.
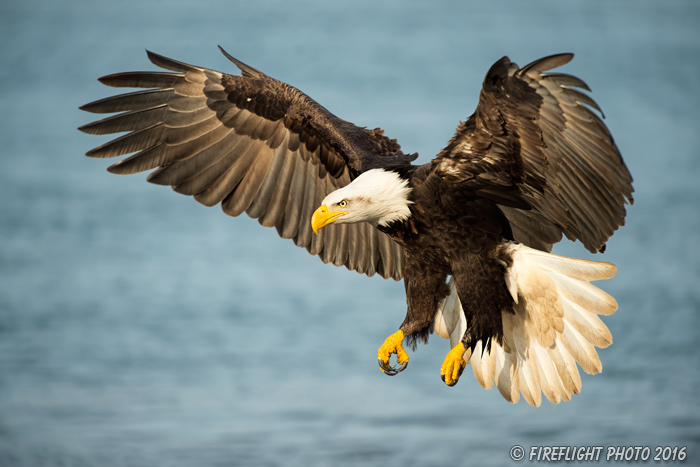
(80, 48, 633, 406)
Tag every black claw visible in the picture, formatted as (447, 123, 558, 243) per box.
(440, 368, 463, 387)
(378, 358, 408, 376)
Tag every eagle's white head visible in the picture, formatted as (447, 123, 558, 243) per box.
(311, 168, 413, 233)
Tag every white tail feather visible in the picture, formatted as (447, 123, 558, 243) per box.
(433, 243, 618, 406)
(495, 347, 520, 403)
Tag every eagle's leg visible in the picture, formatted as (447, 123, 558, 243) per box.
(377, 330, 409, 375)
(378, 259, 450, 376)
(439, 251, 511, 386)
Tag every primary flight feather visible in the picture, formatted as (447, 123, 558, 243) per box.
(80, 47, 633, 405)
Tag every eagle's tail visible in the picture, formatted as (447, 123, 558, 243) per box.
(433, 243, 617, 406)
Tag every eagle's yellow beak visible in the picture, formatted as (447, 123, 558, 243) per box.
(311, 204, 347, 234)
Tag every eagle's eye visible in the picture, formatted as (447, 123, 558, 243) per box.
(338, 199, 348, 208)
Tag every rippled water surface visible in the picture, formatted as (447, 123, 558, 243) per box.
(1, 1, 699, 465)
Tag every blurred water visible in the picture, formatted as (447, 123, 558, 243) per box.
(1, 1, 699, 466)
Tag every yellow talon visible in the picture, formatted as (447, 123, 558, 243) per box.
(377, 330, 409, 375)
(440, 342, 467, 386)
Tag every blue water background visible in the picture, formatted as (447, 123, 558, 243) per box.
(1, 0, 699, 465)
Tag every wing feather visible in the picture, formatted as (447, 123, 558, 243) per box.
(86, 123, 164, 158)
(278, 153, 308, 240)
(257, 149, 296, 228)
(246, 143, 289, 219)
(296, 159, 320, 252)
(79, 89, 175, 114)
(224, 144, 275, 217)
(78, 105, 169, 135)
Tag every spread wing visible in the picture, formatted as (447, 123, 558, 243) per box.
(434, 54, 633, 253)
(80, 47, 415, 280)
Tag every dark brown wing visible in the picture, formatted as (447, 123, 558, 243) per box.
(433, 54, 633, 253)
(79, 47, 415, 280)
